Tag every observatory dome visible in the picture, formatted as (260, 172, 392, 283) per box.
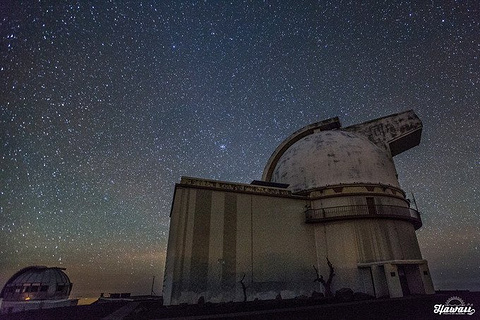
(270, 130, 400, 192)
(1, 266, 73, 301)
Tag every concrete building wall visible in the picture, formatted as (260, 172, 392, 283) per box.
(312, 219, 422, 296)
(315, 221, 362, 293)
(307, 184, 423, 297)
(163, 179, 433, 305)
(250, 195, 316, 300)
(163, 181, 432, 305)
(164, 183, 317, 305)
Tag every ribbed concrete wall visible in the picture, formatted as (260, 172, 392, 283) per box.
(163, 180, 431, 305)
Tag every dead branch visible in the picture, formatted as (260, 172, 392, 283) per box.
(240, 273, 247, 302)
(313, 257, 335, 297)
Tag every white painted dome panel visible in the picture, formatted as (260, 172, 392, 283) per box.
(271, 130, 399, 191)
(1, 266, 72, 301)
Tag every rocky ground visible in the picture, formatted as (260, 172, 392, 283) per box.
(2, 290, 478, 320)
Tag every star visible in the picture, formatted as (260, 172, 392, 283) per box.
(1, 0, 479, 299)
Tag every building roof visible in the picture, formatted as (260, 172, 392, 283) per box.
(262, 110, 423, 192)
(263, 110, 422, 184)
(269, 130, 400, 192)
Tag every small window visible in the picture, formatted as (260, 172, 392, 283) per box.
(423, 271, 429, 276)
(390, 272, 396, 277)
(40, 285, 49, 292)
(31, 286, 39, 292)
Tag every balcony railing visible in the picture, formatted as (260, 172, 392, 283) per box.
(305, 205, 422, 229)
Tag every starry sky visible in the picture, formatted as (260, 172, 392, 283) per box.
(1, 1, 479, 299)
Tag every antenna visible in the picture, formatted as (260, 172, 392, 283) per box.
(150, 276, 156, 296)
(411, 192, 419, 211)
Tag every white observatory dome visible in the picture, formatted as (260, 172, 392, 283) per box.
(1, 266, 73, 301)
(270, 130, 400, 192)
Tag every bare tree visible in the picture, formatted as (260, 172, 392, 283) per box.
(313, 257, 335, 297)
(240, 273, 247, 302)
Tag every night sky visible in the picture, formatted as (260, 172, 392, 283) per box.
(1, 1, 479, 299)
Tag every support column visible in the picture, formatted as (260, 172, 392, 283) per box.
(384, 264, 403, 298)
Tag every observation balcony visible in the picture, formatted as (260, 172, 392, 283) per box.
(305, 205, 422, 230)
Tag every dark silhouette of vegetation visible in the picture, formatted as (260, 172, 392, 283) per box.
(313, 257, 335, 297)
(240, 274, 247, 302)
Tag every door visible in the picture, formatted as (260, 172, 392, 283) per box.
(397, 265, 411, 296)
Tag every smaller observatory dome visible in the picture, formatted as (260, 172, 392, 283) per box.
(1, 266, 73, 301)
(270, 130, 400, 192)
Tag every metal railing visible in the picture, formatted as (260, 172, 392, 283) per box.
(305, 205, 422, 229)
